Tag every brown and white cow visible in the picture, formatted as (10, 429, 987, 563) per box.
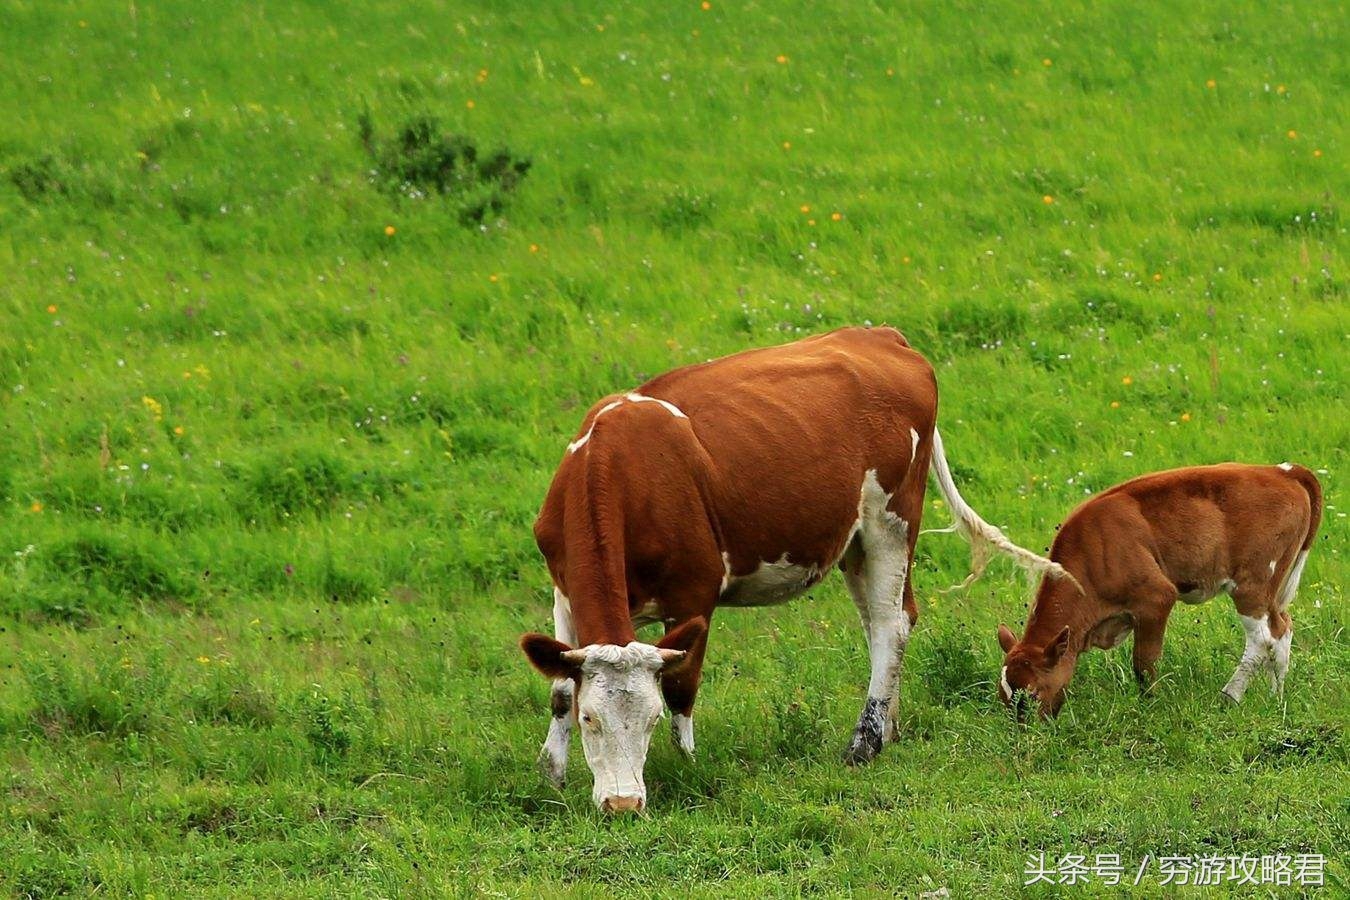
(520, 326, 1064, 812)
(997, 463, 1323, 719)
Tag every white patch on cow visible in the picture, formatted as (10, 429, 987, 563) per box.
(720, 554, 824, 606)
(1222, 614, 1275, 703)
(672, 713, 695, 755)
(625, 392, 687, 419)
(567, 399, 624, 453)
(538, 588, 576, 787)
(1276, 549, 1309, 609)
(570, 642, 669, 811)
(999, 665, 1013, 702)
(568, 394, 687, 454)
(719, 551, 732, 594)
(1278, 462, 1293, 471)
(910, 427, 920, 461)
(1269, 559, 1277, 575)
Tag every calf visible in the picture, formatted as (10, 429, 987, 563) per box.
(520, 326, 1063, 812)
(997, 463, 1322, 718)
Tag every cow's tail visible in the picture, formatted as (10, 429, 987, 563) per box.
(1280, 463, 1323, 552)
(926, 426, 1081, 592)
(1273, 463, 1322, 609)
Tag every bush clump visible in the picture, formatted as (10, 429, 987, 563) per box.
(359, 112, 531, 226)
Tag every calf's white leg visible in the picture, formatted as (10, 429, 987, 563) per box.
(1269, 611, 1292, 696)
(1221, 613, 1274, 704)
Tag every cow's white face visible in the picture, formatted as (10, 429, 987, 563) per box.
(571, 643, 668, 812)
(521, 619, 707, 814)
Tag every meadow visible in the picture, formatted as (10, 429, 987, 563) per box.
(0, 0, 1346, 895)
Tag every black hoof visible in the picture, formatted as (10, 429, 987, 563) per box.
(842, 697, 889, 766)
(843, 728, 883, 766)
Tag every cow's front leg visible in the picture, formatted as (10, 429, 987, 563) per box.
(843, 521, 914, 766)
(661, 618, 710, 757)
(538, 588, 575, 787)
(1130, 598, 1174, 692)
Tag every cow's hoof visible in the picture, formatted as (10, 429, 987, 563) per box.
(1218, 688, 1241, 706)
(842, 729, 883, 766)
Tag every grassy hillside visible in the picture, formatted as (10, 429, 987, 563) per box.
(0, 0, 1345, 894)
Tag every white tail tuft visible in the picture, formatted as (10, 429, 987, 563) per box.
(926, 427, 1081, 593)
(1274, 550, 1309, 609)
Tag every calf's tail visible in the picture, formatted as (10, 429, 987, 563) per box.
(1273, 463, 1322, 609)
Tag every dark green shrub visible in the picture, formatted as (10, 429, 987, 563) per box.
(361, 112, 531, 226)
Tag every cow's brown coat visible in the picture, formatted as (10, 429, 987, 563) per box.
(531, 326, 935, 722)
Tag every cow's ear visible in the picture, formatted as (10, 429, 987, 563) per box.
(656, 617, 707, 672)
(1045, 626, 1072, 666)
(997, 624, 1017, 654)
(520, 633, 583, 680)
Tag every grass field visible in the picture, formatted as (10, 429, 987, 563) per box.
(1, 0, 1347, 894)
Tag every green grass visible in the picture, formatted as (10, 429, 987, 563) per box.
(0, 0, 1346, 894)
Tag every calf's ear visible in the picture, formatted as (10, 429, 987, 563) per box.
(997, 623, 1017, 654)
(1045, 625, 1072, 665)
(520, 633, 584, 680)
(656, 616, 708, 672)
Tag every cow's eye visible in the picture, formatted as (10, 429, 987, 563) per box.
(581, 713, 600, 731)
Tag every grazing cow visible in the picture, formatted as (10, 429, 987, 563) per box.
(520, 326, 1063, 812)
(997, 463, 1322, 719)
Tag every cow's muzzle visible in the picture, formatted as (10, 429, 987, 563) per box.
(599, 794, 645, 815)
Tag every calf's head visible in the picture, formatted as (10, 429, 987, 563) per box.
(997, 624, 1074, 720)
(521, 618, 706, 813)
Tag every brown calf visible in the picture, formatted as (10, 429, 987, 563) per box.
(520, 326, 1063, 811)
(997, 463, 1322, 718)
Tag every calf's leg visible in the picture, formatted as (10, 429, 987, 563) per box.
(1269, 609, 1292, 696)
(1130, 594, 1176, 690)
(1222, 588, 1278, 704)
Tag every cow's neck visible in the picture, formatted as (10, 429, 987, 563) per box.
(570, 593, 638, 647)
(563, 447, 639, 648)
(1025, 569, 1100, 653)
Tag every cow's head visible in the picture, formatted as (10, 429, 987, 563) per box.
(997, 623, 1074, 720)
(520, 618, 706, 813)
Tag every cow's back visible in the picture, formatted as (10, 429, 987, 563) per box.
(634, 326, 936, 572)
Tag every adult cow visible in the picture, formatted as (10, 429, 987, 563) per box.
(521, 326, 1063, 812)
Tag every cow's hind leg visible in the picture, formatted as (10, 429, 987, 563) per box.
(538, 588, 575, 787)
(843, 491, 916, 766)
(1221, 586, 1279, 705)
(1269, 609, 1292, 695)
